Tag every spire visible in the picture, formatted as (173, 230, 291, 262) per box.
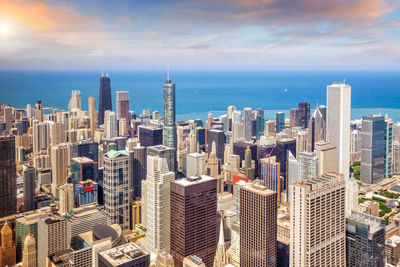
(218, 214, 225, 245)
(212, 141, 216, 154)
(167, 65, 170, 81)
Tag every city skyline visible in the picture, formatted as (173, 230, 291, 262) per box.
(0, 0, 400, 70)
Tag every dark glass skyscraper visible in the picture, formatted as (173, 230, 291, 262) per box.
(98, 74, 112, 125)
(163, 78, 177, 149)
(298, 102, 310, 128)
(0, 135, 17, 217)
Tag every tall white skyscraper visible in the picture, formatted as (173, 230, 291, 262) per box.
(32, 120, 50, 154)
(103, 150, 130, 230)
(105, 111, 117, 138)
(68, 90, 81, 110)
(244, 107, 252, 140)
(290, 173, 346, 267)
(146, 155, 175, 253)
(327, 83, 351, 178)
(298, 151, 318, 181)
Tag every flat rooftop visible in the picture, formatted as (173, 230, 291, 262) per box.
(174, 175, 215, 187)
(99, 242, 149, 265)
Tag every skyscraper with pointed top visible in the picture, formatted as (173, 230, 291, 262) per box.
(98, 73, 112, 126)
(214, 212, 228, 267)
(163, 71, 177, 149)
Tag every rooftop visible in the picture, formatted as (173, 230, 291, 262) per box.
(99, 242, 149, 265)
(174, 175, 215, 187)
(105, 150, 128, 158)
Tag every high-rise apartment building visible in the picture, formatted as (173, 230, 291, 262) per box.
(59, 183, 74, 214)
(146, 155, 175, 253)
(361, 115, 385, 184)
(163, 78, 177, 149)
(51, 143, 69, 193)
(23, 165, 35, 212)
(240, 181, 277, 267)
(290, 173, 346, 267)
(298, 102, 310, 129)
(346, 211, 385, 267)
(68, 90, 81, 110)
(244, 107, 252, 140)
(103, 150, 130, 230)
(170, 176, 217, 267)
(147, 145, 176, 174)
(394, 140, 400, 175)
(276, 112, 285, 133)
(385, 116, 393, 178)
(105, 111, 118, 138)
(50, 122, 65, 146)
(98, 74, 112, 126)
(32, 120, 50, 154)
(0, 135, 17, 218)
(88, 96, 96, 138)
(37, 214, 70, 267)
(327, 83, 351, 178)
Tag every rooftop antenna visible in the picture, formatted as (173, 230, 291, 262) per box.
(167, 65, 170, 81)
(106, 72, 109, 77)
(101, 66, 104, 77)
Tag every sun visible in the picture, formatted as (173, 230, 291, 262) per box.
(0, 24, 11, 37)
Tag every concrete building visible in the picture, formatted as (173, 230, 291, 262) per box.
(229, 221, 240, 267)
(308, 108, 326, 151)
(138, 125, 163, 147)
(386, 235, 400, 267)
(51, 143, 69, 193)
(361, 115, 385, 184)
(59, 183, 75, 214)
(147, 145, 176, 174)
(276, 112, 285, 133)
(240, 181, 277, 267)
(105, 111, 118, 139)
(37, 214, 70, 267)
(156, 251, 175, 267)
(394, 140, 400, 175)
(89, 96, 96, 138)
(146, 155, 174, 253)
(170, 176, 217, 267)
(244, 107, 252, 140)
(315, 142, 337, 176)
(116, 91, 129, 123)
(260, 156, 281, 205)
(32, 120, 50, 153)
(290, 173, 346, 267)
(350, 129, 361, 163)
(103, 150, 130, 230)
(327, 83, 351, 179)
(186, 153, 206, 177)
(98, 74, 112, 126)
(346, 211, 385, 267)
(298, 102, 310, 129)
(183, 255, 206, 267)
(385, 116, 394, 178)
(98, 242, 150, 267)
(0, 135, 17, 218)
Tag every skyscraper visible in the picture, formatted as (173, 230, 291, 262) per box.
(290, 108, 298, 128)
(384, 116, 393, 178)
(346, 211, 385, 267)
(22, 234, 36, 267)
(327, 83, 351, 178)
(298, 151, 318, 181)
(308, 108, 326, 151)
(276, 112, 285, 133)
(0, 222, 16, 267)
(59, 183, 74, 214)
(103, 150, 130, 230)
(146, 155, 175, 253)
(170, 176, 217, 267)
(186, 153, 206, 177)
(163, 77, 177, 149)
(116, 91, 129, 121)
(51, 143, 69, 193)
(394, 140, 400, 175)
(22, 234, 37, 267)
(37, 214, 70, 267)
(0, 136, 17, 218)
(240, 181, 277, 267)
(213, 213, 228, 267)
(207, 129, 225, 163)
(68, 90, 81, 110)
(260, 156, 281, 203)
(244, 107, 252, 140)
(98, 74, 112, 126)
(361, 115, 385, 184)
(23, 165, 35, 212)
(88, 96, 96, 138)
(298, 102, 310, 128)
(128, 144, 146, 199)
(105, 111, 118, 138)
(314, 142, 337, 176)
(290, 173, 345, 267)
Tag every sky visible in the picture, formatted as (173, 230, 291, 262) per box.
(0, 0, 400, 70)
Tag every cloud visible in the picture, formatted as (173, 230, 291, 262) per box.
(88, 48, 105, 57)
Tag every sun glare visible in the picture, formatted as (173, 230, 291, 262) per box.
(0, 24, 11, 37)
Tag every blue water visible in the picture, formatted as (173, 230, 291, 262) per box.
(0, 70, 399, 122)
